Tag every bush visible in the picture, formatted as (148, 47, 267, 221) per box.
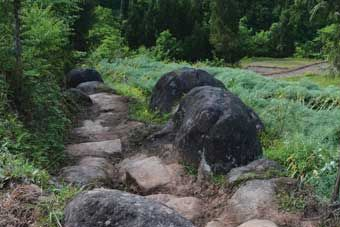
(88, 33, 129, 63)
(22, 4, 70, 80)
(154, 30, 183, 61)
(87, 6, 129, 64)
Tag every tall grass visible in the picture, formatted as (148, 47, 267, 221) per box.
(96, 55, 340, 200)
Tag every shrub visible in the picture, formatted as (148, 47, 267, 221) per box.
(87, 6, 129, 64)
(154, 30, 183, 61)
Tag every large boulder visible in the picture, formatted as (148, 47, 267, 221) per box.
(60, 157, 115, 187)
(64, 189, 195, 227)
(173, 86, 263, 173)
(150, 68, 225, 113)
(66, 68, 103, 88)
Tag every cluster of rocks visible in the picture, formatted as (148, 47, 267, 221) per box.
(150, 68, 263, 174)
(61, 68, 316, 227)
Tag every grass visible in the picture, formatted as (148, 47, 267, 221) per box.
(240, 57, 321, 68)
(0, 151, 81, 227)
(101, 69, 170, 124)
(37, 185, 82, 227)
(0, 76, 82, 226)
(277, 191, 306, 212)
(281, 73, 340, 88)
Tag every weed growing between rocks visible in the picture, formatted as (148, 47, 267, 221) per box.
(100, 70, 170, 124)
(37, 185, 82, 227)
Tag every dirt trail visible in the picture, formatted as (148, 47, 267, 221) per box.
(245, 61, 329, 78)
(59, 88, 320, 227)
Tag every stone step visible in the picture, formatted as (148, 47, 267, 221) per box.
(146, 194, 203, 221)
(61, 157, 114, 187)
(237, 219, 278, 227)
(119, 156, 172, 193)
(119, 155, 187, 194)
(66, 139, 122, 160)
(89, 93, 128, 113)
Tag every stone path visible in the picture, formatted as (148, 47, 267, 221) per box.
(61, 91, 143, 187)
(60, 84, 318, 227)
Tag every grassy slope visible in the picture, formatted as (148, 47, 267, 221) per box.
(281, 73, 340, 88)
(97, 55, 340, 200)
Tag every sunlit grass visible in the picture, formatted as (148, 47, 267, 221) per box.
(281, 73, 340, 88)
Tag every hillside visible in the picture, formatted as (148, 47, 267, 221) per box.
(97, 55, 340, 199)
(1, 1, 340, 226)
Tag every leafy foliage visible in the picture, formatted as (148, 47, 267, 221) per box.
(154, 30, 183, 61)
(87, 6, 129, 64)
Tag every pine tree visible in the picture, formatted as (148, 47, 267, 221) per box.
(209, 0, 242, 63)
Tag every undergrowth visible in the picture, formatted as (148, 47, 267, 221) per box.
(102, 71, 170, 124)
(95, 55, 340, 200)
(0, 75, 82, 226)
(37, 185, 82, 227)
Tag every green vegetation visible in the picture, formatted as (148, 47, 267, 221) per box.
(0, 2, 82, 226)
(277, 191, 307, 212)
(38, 185, 82, 227)
(282, 73, 340, 88)
(0, 1, 340, 224)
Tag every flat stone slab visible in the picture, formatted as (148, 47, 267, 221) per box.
(120, 156, 172, 193)
(73, 119, 110, 136)
(205, 221, 224, 227)
(228, 180, 276, 223)
(90, 93, 128, 113)
(66, 139, 122, 159)
(237, 219, 278, 227)
(146, 194, 203, 221)
(61, 157, 114, 187)
(72, 119, 117, 142)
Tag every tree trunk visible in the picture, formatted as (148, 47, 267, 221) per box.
(120, 0, 130, 19)
(12, 0, 23, 105)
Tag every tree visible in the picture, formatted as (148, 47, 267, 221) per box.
(311, 0, 340, 72)
(120, 0, 130, 19)
(209, 0, 242, 63)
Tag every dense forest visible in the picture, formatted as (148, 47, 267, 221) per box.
(1, 0, 340, 226)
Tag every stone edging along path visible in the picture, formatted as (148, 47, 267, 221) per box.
(59, 81, 319, 227)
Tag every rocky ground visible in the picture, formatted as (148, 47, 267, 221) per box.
(57, 79, 322, 227)
(0, 69, 328, 227)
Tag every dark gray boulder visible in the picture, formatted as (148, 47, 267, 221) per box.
(64, 189, 195, 227)
(66, 68, 104, 88)
(173, 86, 263, 174)
(76, 81, 114, 95)
(150, 68, 225, 113)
